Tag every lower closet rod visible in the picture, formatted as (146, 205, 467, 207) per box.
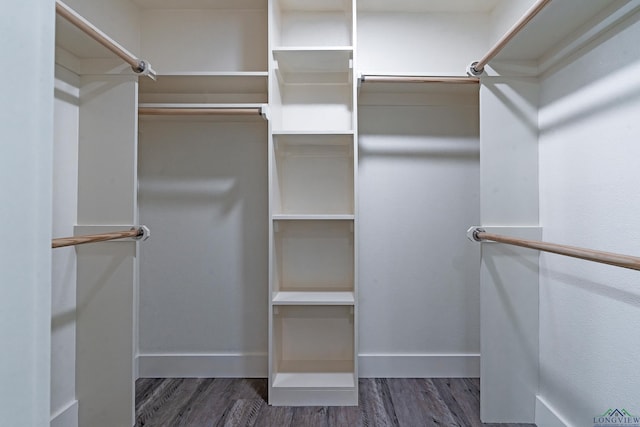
(469, 227, 640, 272)
(52, 227, 148, 249)
(138, 107, 263, 116)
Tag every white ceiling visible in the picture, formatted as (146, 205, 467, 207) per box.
(132, 0, 266, 10)
(132, 0, 499, 12)
(358, 0, 500, 13)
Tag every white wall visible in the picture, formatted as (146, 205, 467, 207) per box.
(51, 65, 80, 427)
(537, 11, 640, 426)
(358, 12, 490, 74)
(0, 0, 54, 425)
(489, 0, 534, 47)
(358, 90, 481, 376)
(137, 120, 269, 376)
(140, 9, 267, 72)
(63, 0, 141, 54)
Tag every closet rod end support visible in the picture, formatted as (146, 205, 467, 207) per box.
(133, 60, 157, 80)
(467, 226, 485, 242)
(134, 225, 151, 242)
(467, 62, 484, 77)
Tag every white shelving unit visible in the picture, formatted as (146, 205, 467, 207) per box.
(268, 0, 358, 406)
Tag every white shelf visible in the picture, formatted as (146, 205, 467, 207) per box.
(139, 72, 268, 94)
(139, 72, 268, 104)
(272, 371, 355, 389)
(272, 130, 354, 135)
(274, 48, 353, 84)
(273, 291, 355, 305)
(273, 214, 354, 221)
(133, 0, 266, 10)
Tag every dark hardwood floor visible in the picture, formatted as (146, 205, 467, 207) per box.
(135, 378, 536, 427)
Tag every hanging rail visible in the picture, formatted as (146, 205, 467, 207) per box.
(469, 228, 640, 272)
(360, 75, 479, 84)
(468, 0, 552, 75)
(55, 0, 156, 78)
(52, 226, 150, 249)
(138, 107, 264, 116)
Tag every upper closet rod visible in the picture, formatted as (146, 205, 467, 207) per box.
(468, 227, 640, 272)
(55, 0, 156, 79)
(52, 226, 150, 249)
(360, 75, 479, 84)
(468, 0, 552, 75)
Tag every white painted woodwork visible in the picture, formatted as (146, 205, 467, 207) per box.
(51, 65, 80, 427)
(37, 1, 640, 422)
(478, 77, 539, 423)
(76, 74, 139, 427)
(479, 226, 540, 423)
(269, 0, 358, 406)
(0, 1, 54, 425)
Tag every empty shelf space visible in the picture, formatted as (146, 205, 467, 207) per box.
(274, 48, 353, 84)
(273, 220, 354, 293)
(272, 134, 354, 216)
(272, 291, 355, 305)
(272, 0, 353, 48)
(139, 72, 268, 103)
(272, 306, 355, 389)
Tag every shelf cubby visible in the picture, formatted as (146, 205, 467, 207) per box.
(273, 47, 353, 84)
(272, 305, 355, 385)
(272, 134, 354, 215)
(272, 220, 354, 294)
(272, 0, 353, 48)
(271, 82, 354, 132)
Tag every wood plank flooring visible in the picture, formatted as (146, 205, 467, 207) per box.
(135, 378, 536, 427)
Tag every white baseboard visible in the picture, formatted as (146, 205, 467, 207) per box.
(137, 353, 268, 378)
(536, 396, 569, 427)
(51, 400, 78, 427)
(358, 353, 480, 378)
(138, 353, 480, 378)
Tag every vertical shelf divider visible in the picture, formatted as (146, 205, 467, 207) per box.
(268, 0, 358, 406)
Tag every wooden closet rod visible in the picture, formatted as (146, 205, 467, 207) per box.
(471, 228, 640, 272)
(55, 0, 155, 78)
(469, 0, 552, 75)
(138, 107, 263, 116)
(361, 75, 479, 84)
(52, 227, 146, 249)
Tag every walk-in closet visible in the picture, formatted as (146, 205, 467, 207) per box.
(3, 0, 640, 426)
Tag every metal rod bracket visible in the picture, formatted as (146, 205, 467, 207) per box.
(134, 225, 151, 241)
(467, 62, 484, 77)
(467, 226, 485, 242)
